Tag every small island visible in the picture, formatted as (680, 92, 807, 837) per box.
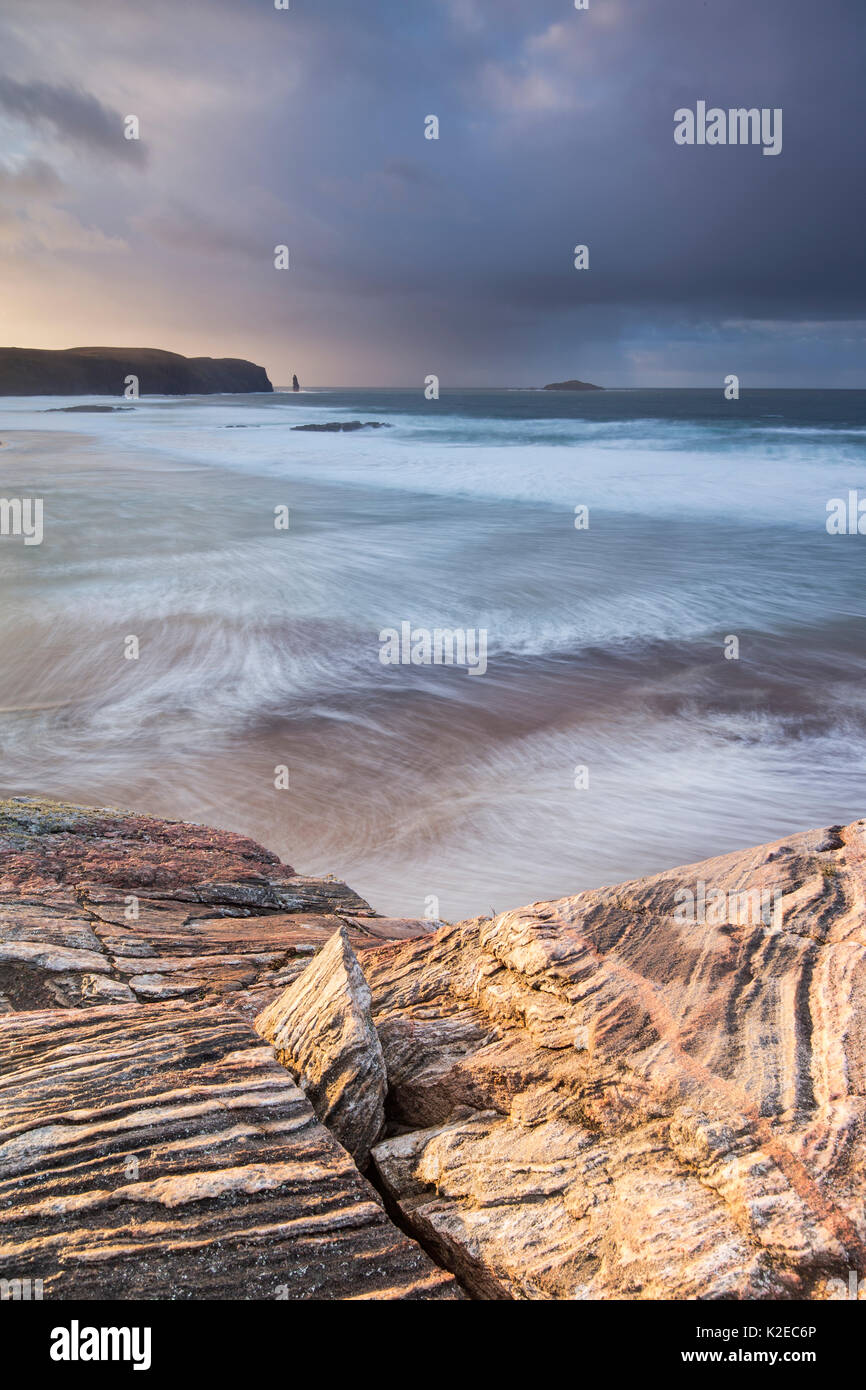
(0, 346, 273, 396)
(543, 378, 604, 391)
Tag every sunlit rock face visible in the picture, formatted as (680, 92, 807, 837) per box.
(2, 795, 865, 1300)
(255, 926, 387, 1167)
(0, 798, 457, 1301)
(365, 820, 866, 1300)
(0, 999, 460, 1300)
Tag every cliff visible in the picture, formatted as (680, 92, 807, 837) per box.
(1, 797, 864, 1300)
(0, 347, 273, 396)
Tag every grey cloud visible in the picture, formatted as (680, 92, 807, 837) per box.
(139, 203, 263, 259)
(0, 156, 63, 197)
(0, 77, 146, 164)
(382, 160, 440, 188)
(0, 0, 862, 385)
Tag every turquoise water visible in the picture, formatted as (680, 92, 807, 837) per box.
(0, 387, 863, 917)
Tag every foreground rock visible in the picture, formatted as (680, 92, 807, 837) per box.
(0, 1000, 459, 1299)
(364, 820, 866, 1300)
(0, 798, 433, 1014)
(3, 795, 865, 1301)
(0, 346, 272, 395)
(0, 799, 456, 1300)
(256, 927, 386, 1166)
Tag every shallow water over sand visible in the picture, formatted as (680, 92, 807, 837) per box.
(0, 388, 864, 918)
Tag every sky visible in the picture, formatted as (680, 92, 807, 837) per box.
(0, 0, 863, 388)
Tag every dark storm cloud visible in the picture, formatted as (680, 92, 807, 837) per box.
(0, 0, 863, 382)
(0, 77, 146, 163)
(284, 0, 866, 322)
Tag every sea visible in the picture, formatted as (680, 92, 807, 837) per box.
(0, 386, 863, 919)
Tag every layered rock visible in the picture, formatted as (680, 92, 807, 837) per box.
(0, 797, 432, 1013)
(0, 999, 459, 1300)
(364, 820, 866, 1300)
(3, 795, 865, 1301)
(0, 798, 455, 1300)
(0, 346, 272, 395)
(255, 927, 386, 1166)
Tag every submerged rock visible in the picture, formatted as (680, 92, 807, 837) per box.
(46, 404, 134, 413)
(292, 420, 390, 432)
(255, 926, 387, 1167)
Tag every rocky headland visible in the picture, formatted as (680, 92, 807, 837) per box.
(0, 347, 273, 396)
(1, 797, 864, 1301)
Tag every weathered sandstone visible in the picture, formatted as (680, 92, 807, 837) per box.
(0, 1000, 459, 1299)
(0, 798, 431, 1014)
(255, 927, 387, 1166)
(364, 820, 866, 1300)
(0, 798, 457, 1298)
(2, 796, 865, 1301)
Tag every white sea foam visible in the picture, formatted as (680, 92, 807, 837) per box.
(0, 390, 863, 916)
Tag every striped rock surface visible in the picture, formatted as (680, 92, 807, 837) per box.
(255, 926, 387, 1166)
(365, 819, 866, 1300)
(0, 1000, 460, 1300)
(0, 797, 435, 1013)
(4, 795, 865, 1301)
